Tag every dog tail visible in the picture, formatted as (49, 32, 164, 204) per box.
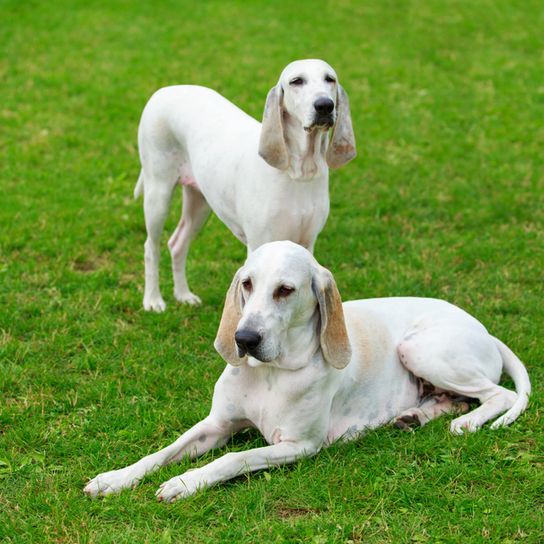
(490, 336, 531, 429)
(134, 171, 144, 199)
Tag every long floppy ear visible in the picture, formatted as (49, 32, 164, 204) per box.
(326, 84, 356, 169)
(311, 265, 352, 369)
(258, 85, 289, 170)
(214, 270, 247, 366)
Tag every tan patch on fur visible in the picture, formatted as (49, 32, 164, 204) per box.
(315, 268, 352, 369)
(330, 142, 355, 156)
(214, 273, 247, 366)
(326, 84, 356, 170)
(343, 306, 393, 379)
(259, 85, 289, 170)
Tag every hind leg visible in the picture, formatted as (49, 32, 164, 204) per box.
(143, 184, 174, 312)
(168, 185, 211, 305)
(394, 394, 470, 430)
(397, 326, 516, 434)
(449, 387, 517, 434)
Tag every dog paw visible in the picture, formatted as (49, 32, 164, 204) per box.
(84, 468, 139, 497)
(453, 401, 470, 414)
(156, 471, 207, 503)
(143, 295, 166, 312)
(394, 413, 421, 431)
(174, 291, 202, 306)
(450, 416, 480, 435)
(489, 415, 513, 430)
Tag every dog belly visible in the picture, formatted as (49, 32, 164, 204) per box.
(326, 374, 420, 443)
(180, 175, 199, 190)
(211, 208, 248, 245)
(327, 401, 396, 443)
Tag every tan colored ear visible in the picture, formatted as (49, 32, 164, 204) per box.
(214, 271, 247, 366)
(326, 84, 356, 169)
(258, 85, 289, 170)
(312, 266, 352, 369)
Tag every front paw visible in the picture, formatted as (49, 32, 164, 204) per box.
(84, 468, 140, 497)
(155, 471, 207, 503)
(143, 294, 166, 312)
(174, 290, 202, 306)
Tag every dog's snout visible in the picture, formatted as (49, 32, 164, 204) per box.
(235, 329, 262, 352)
(314, 97, 334, 115)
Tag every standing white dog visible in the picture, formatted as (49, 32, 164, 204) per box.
(85, 242, 530, 502)
(135, 59, 356, 311)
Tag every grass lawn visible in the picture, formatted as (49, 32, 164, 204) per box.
(1, 0, 543, 542)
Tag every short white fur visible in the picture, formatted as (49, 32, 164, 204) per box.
(135, 59, 356, 311)
(84, 242, 530, 502)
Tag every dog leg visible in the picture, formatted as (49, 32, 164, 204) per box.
(168, 185, 211, 305)
(84, 417, 232, 497)
(397, 326, 518, 433)
(394, 394, 470, 430)
(143, 184, 173, 312)
(156, 440, 317, 502)
(450, 387, 517, 434)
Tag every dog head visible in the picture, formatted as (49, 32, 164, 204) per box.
(259, 59, 356, 173)
(214, 241, 352, 370)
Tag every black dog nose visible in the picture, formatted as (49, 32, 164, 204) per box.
(314, 97, 334, 115)
(235, 329, 262, 352)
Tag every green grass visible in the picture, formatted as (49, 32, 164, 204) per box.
(1, 0, 543, 542)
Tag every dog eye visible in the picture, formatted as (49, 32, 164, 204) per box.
(275, 285, 295, 299)
(242, 278, 253, 292)
(289, 77, 305, 86)
(324, 75, 336, 83)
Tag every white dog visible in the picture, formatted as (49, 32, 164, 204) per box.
(84, 241, 530, 502)
(134, 59, 356, 311)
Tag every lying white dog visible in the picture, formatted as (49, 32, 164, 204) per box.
(134, 59, 356, 311)
(85, 241, 530, 502)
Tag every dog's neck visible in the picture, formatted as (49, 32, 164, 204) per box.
(283, 113, 328, 181)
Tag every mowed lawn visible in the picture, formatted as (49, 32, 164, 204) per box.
(1, 1, 543, 542)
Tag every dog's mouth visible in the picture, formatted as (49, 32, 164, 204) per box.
(304, 116, 335, 132)
(237, 345, 273, 363)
